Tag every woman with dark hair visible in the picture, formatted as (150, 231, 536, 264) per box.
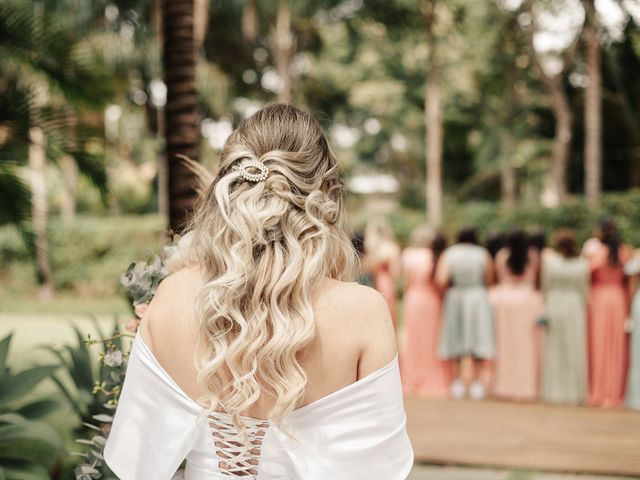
(529, 228, 547, 253)
(529, 227, 547, 290)
(401, 225, 451, 398)
(436, 227, 494, 400)
(490, 229, 543, 401)
(486, 230, 505, 282)
(486, 230, 505, 260)
(582, 218, 632, 407)
(540, 229, 589, 405)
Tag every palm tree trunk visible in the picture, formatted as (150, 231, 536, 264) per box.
(423, 0, 443, 226)
(28, 126, 54, 300)
(273, 0, 294, 104)
(162, 0, 200, 233)
(584, 0, 602, 207)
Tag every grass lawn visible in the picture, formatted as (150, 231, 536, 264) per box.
(0, 291, 130, 315)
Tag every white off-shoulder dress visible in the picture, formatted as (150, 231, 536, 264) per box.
(104, 333, 414, 479)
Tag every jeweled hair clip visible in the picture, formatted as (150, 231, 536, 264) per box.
(234, 158, 270, 183)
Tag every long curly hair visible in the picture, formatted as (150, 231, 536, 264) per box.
(181, 104, 358, 437)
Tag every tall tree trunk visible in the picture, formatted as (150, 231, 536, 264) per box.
(584, 0, 602, 207)
(194, 0, 209, 49)
(60, 106, 78, 222)
(28, 126, 54, 300)
(273, 0, 294, 104)
(422, 0, 443, 226)
(59, 155, 77, 221)
(500, 128, 517, 209)
(242, 0, 258, 43)
(549, 80, 573, 204)
(526, 0, 580, 206)
(162, 0, 200, 233)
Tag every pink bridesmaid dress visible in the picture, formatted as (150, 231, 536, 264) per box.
(585, 241, 630, 407)
(489, 248, 543, 401)
(374, 262, 398, 327)
(400, 247, 451, 397)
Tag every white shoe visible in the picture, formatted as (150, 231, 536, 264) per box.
(469, 381, 486, 400)
(450, 379, 466, 399)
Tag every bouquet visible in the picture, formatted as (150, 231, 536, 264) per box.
(73, 245, 175, 480)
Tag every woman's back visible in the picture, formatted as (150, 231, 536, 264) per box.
(105, 268, 413, 479)
(104, 104, 413, 478)
(542, 253, 588, 297)
(141, 267, 398, 417)
(495, 247, 538, 286)
(447, 243, 487, 287)
(402, 247, 435, 289)
(584, 239, 630, 287)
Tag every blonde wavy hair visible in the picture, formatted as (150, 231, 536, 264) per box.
(181, 104, 358, 436)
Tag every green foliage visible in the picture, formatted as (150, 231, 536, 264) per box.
(0, 214, 165, 296)
(351, 189, 640, 246)
(0, 334, 64, 479)
(0, 163, 30, 225)
(439, 189, 640, 246)
(44, 320, 122, 431)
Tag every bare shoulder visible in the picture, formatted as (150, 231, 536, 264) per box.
(139, 266, 204, 351)
(313, 279, 397, 377)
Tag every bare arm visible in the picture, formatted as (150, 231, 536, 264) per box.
(357, 286, 398, 379)
(435, 251, 450, 288)
(484, 253, 495, 286)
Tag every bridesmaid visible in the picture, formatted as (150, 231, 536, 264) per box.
(351, 232, 374, 288)
(582, 219, 631, 408)
(529, 227, 547, 290)
(624, 250, 640, 409)
(490, 229, 544, 401)
(401, 225, 451, 398)
(540, 229, 589, 405)
(485, 230, 505, 283)
(436, 227, 495, 400)
(365, 217, 401, 327)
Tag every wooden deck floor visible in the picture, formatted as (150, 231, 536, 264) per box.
(405, 398, 640, 477)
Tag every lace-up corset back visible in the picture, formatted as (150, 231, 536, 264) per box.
(207, 413, 269, 477)
(103, 333, 414, 480)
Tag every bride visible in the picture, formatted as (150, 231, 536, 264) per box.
(104, 103, 414, 479)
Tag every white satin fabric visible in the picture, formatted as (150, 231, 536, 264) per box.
(104, 332, 414, 479)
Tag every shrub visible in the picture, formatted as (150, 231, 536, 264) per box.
(0, 333, 65, 479)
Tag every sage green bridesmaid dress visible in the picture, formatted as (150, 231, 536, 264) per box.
(624, 256, 640, 409)
(540, 252, 589, 405)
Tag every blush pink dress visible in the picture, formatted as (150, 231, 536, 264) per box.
(489, 248, 544, 401)
(584, 240, 630, 407)
(374, 262, 397, 327)
(400, 248, 451, 397)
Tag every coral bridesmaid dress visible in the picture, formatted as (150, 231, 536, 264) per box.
(400, 247, 451, 397)
(585, 241, 630, 407)
(490, 249, 544, 401)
